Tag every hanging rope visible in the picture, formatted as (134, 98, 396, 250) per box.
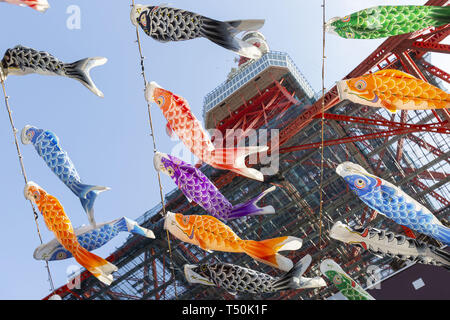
(0, 67, 56, 293)
(318, 0, 326, 248)
(130, 0, 178, 299)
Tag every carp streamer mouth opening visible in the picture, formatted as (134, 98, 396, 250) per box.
(145, 81, 162, 103)
(24, 181, 40, 200)
(152, 152, 166, 172)
(130, 5, 142, 27)
(20, 125, 34, 144)
(336, 162, 370, 178)
(183, 265, 214, 286)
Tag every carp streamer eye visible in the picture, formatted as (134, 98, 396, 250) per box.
(56, 251, 67, 260)
(139, 13, 147, 27)
(33, 190, 41, 201)
(341, 15, 350, 22)
(27, 130, 34, 140)
(345, 31, 355, 39)
(333, 274, 343, 285)
(175, 214, 188, 226)
(355, 80, 367, 91)
(182, 216, 190, 225)
(156, 95, 165, 106)
(167, 167, 175, 176)
(355, 178, 366, 189)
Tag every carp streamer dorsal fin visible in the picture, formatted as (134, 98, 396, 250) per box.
(374, 69, 418, 79)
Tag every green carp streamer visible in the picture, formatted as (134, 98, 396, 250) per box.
(326, 5, 450, 39)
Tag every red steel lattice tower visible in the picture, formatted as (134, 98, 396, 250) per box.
(44, 0, 449, 300)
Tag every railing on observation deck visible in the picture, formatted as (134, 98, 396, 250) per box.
(203, 51, 315, 120)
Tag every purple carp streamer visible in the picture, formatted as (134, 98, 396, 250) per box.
(154, 152, 275, 221)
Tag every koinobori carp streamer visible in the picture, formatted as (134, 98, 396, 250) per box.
(336, 162, 450, 246)
(326, 5, 450, 39)
(330, 221, 450, 270)
(184, 255, 326, 295)
(337, 70, 450, 113)
(1, 45, 107, 97)
(1, 0, 49, 12)
(320, 259, 375, 300)
(164, 212, 303, 271)
(130, 4, 264, 59)
(22, 125, 110, 226)
(145, 82, 268, 181)
(24, 182, 118, 285)
(34, 217, 155, 261)
(154, 152, 276, 220)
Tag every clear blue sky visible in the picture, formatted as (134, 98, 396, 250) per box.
(0, 0, 445, 300)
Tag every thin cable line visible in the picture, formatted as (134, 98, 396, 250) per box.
(0, 67, 56, 293)
(131, 0, 177, 299)
(318, 0, 326, 248)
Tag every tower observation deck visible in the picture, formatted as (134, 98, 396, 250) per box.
(203, 50, 315, 130)
(44, 4, 450, 300)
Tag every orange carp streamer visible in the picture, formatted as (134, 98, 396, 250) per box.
(337, 69, 450, 113)
(145, 82, 268, 181)
(24, 182, 118, 285)
(164, 212, 303, 271)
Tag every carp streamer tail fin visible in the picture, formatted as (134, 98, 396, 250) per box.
(29, 0, 50, 12)
(228, 186, 276, 219)
(209, 146, 268, 182)
(64, 57, 107, 97)
(429, 6, 450, 25)
(242, 236, 302, 271)
(74, 183, 110, 226)
(272, 254, 312, 290)
(200, 18, 263, 59)
(430, 246, 450, 270)
(115, 217, 155, 239)
(433, 224, 450, 246)
(73, 246, 118, 285)
(224, 19, 265, 34)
